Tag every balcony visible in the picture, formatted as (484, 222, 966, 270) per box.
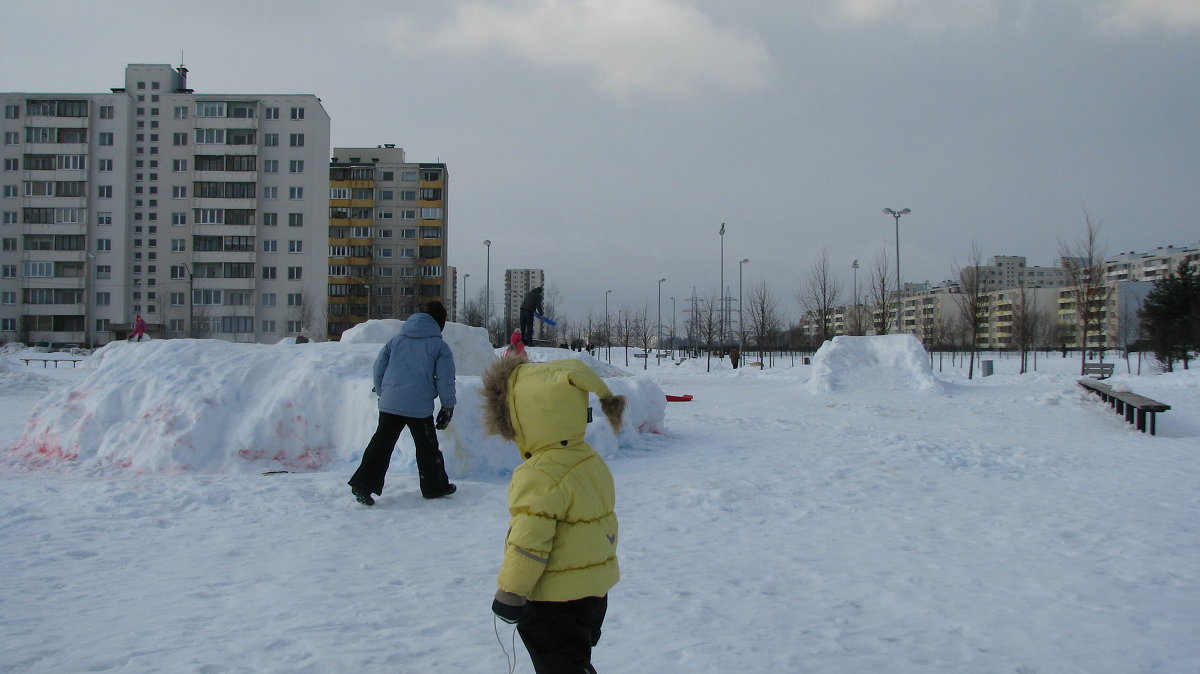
(193, 251, 256, 264)
(23, 250, 86, 263)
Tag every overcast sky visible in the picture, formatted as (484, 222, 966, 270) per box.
(5, 0, 1198, 322)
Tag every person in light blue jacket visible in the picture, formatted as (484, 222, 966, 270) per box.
(348, 301, 457, 505)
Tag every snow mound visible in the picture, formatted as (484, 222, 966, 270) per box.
(7, 338, 664, 477)
(339, 319, 495, 376)
(807, 334, 943, 395)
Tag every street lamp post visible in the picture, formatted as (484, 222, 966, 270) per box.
(605, 289, 612, 363)
(670, 296, 676, 354)
(739, 258, 749, 363)
(852, 259, 859, 334)
(484, 239, 492, 340)
(718, 222, 726, 345)
(182, 262, 195, 338)
(462, 273, 469, 325)
(882, 208, 911, 333)
(657, 278, 666, 365)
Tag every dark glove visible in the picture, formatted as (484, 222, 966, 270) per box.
(435, 407, 454, 430)
(492, 591, 526, 624)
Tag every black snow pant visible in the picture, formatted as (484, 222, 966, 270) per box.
(348, 412, 450, 498)
(517, 595, 608, 674)
(520, 309, 535, 345)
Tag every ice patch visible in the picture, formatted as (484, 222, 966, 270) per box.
(807, 334, 943, 395)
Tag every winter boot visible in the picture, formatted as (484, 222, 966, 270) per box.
(351, 485, 375, 506)
(424, 483, 456, 499)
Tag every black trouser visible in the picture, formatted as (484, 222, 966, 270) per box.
(520, 309, 534, 345)
(518, 595, 607, 674)
(348, 412, 449, 498)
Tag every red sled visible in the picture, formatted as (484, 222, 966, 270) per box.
(665, 394, 693, 402)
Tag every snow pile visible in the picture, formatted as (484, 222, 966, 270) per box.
(339, 319, 496, 376)
(8, 336, 664, 476)
(498, 345, 633, 378)
(808, 334, 943, 395)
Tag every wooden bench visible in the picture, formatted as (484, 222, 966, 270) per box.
(1078, 378, 1170, 435)
(1081, 362, 1115, 379)
(20, 357, 83, 368)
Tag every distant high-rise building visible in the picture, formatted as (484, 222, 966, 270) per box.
(326, 146, 448, 338)
(0, 63, 331, 345)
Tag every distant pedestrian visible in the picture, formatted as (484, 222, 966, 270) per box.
(295, 332, 310, 344)
(347, 301, 457, 505)
(519, 286, 545, 346)
(506, 329, 526, 357)
(129, 314, 147, 342)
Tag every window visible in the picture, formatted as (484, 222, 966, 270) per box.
(96, 239, 112, 252)
(289, 187, 303, 199)
(1, 265, 15, 278)
(4, 132, 18, 144)
(420, 207, 442, 219)
(5, 105, 21, 118)
(3, 158, 17, 171)
(376, 247, 392, 258)
(288, 213, 303, 227)
(398, 210, 416, 220)
(262, 212, 278, 227)
(98, 132, 114, 146)
(1, 318, 15, 331)
(289, 160, 304, 173)
(289, 133, 304, 147)
(287, 266, 302, 280)
(290, 107, 304, 120)
(288, 240, 302, 253)
(98, 158, 113, 172)
(2, 211, 16, 224)
(173, 132, 187, 146)
(262, 266, 277, 280)
(264, 133, 279, 147)
(196, 101, 226, 118)
(262, 239, 277, 253)
(263, 186, 278, 199)
(195, 209, 223, 224)
(287, 293, 302, 307)
(172, 159, 188, 172)
(1, 238, 15, 251)
(263, 159, 278, 173)
(25, 261, 53, 277)
(382, 171, 394, 181)
(261, 293, 276, 307)
(95, 292, 111, 306)
(379, 190, 394, 200)
(330, 188, 349, 199)
(265, 107, 279, 120)
(1, 291, 15, 304)
(172, 186, 187, 199)
(3, 185, 16, 198)
(173, 106, 188, 119)
(96, 265, 111, 279)
(195, 128, 225, 144)
(98, 185, 113, 199)
(262, 320, 276, 333)
(170, 238, 185, 252)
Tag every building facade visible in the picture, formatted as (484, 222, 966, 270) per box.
(0, 63, 331, 345)
(326, 146, 447, 338)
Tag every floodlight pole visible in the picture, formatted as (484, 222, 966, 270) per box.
(883, 208, 911, 333)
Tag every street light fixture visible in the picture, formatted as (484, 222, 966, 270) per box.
(670, 296, 676, 355)
(882, 208, 911, 333)
(738, 258, 749, 363)
(484, 239, 492, 339)
(852, 259, 860, 334)
(718, 222, 726, 345)
(657, 278, 666, 365)
(605, 289, 612, 363)
(462, 273, 469, 325)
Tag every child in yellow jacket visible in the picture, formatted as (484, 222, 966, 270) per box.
(481, 354, 626, 673)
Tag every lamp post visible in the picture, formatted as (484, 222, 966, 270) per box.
(852, 259, 859, 334)
(738, 258, 749, 362)
(85, 253, 96, 348)
(718, 222, 726, 345)
(181, 262, 195, 337)
(605, 289, 612, 363)
(483, 239, 491, 339)
(882, 208, 910, 333)
(462, 273, 469, 325)
(670, 296, 676, 354)
(657, 278, 666, 365)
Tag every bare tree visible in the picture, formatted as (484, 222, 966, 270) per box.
(1059, 212, 1112, 374)
(797, 249, 843, 343)
(459, 288, 489, 328)
(1009, 283, 1043, 374)
(868, 250, 893, 335)
(695, 295, 722, 372)
(747, 281, 783, 365)
(952, 243, 988, 379)
(630, 305, 653, 370)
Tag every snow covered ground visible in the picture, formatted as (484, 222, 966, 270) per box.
(1, 332, 1197, 673)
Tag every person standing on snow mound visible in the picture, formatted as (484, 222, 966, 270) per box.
(348, 300, 456, 506)
(519, 286, 544, 346)
(481, 353, 625, 673)
(129, 314, 147, 342)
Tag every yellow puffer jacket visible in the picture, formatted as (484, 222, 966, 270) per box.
(481, 357, 626, 602)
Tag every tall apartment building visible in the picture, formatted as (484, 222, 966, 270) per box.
(1104, 243, 1200, 283)
(976, 255, 1068, 290)
(0, 63, 330, 346)
(504, 268, 545, 339)
(326, 146, 447, 338)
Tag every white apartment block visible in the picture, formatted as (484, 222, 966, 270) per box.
(326, 146, 448, 339)
(504, 269, 545, 339)
(976, 255, 1069, 290)
(0, 63, 330, 346)
(1104, 243, 1200, 283)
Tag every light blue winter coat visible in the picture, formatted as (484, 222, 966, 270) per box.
(373, 313, 456, 418)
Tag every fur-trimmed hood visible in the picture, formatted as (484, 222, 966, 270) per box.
(480, 356, 625, 455)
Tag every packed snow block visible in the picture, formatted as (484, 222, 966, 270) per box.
(8, 336, 666, 477)
(339, 319, 496, 376)
(807, 334, 943, 395)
